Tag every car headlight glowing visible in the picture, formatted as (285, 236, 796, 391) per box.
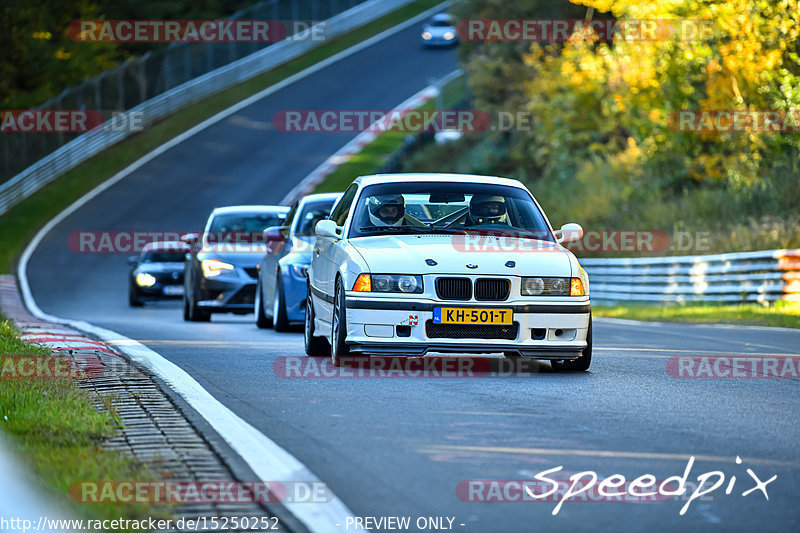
(422, 31, 432, 40)
(521, 277, 573, 296)
(290, 264, 308, 279)
(201, 259, 234, 278)
(135, 272, 156, 287)
(352, 274, 423, 294)
(443, 31, 455, 40)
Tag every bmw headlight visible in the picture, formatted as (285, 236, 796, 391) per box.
(521, 277, 570, 296)
(360, 274, 423, 294)
(422, 31, 432, 40)
(135, 272, 156, 287)
(201, 259, 234, 278)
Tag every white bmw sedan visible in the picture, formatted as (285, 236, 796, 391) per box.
(305, 173, 592, 370)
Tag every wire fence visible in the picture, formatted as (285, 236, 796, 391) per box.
(1, 0, 367, 185)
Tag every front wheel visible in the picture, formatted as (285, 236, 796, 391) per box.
(551, 317, 592, 372)
(304, 286, 330, 357)
(330, 279, 351, 366)
(128, 284, 143, 307)
(272, 272, 290, 332)
(255, 278, 272, 329)
(183, 285, 210, 322)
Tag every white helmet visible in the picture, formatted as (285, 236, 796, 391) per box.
(468, 194, 508, 225)
(367, 194, 405, 227)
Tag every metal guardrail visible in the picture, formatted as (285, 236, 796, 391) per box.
(581, 249, 800, 303)
(0, 0, 415, 217)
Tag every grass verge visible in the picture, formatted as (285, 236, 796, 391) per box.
(0, 317, 165, 529)
(593, 301, 800, 329)
(0, 0, 444, 274)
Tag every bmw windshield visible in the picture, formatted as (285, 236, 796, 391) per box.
(349, 182, 554, 240)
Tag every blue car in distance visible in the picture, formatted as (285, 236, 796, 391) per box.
(255, 192, 341, 331)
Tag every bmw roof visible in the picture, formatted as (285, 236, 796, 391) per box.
(210, 205, 291, 214)
(354, 173, 527, 189)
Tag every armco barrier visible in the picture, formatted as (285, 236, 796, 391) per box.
(581, 249, 800, 304)
(0, 0, 420, 217)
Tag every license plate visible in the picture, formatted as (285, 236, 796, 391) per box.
(163, 285, 184, 296)
(433, 307, 513, 325)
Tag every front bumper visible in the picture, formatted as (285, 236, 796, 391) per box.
(422, 37, 458, 46)
(197, 276, 256, 313)
(344, 295, 590, 359)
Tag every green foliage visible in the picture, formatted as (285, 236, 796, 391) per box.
(418, 0, 800, 251)
(1, 0, 258, 109)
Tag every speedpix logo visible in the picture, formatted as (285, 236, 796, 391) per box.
(458, 456, 776, 516)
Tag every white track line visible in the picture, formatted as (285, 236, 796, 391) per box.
(17, 3, 449, 532)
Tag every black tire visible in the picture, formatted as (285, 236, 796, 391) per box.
(255, 278, 272, 329)
(331, 278, 351, 366)
(552, 316, 592, 372)
(304, 285, 329, 357)
(183, 285, 211, 322)
(272, 272, 290, 332)
(128, 284, 143, 307)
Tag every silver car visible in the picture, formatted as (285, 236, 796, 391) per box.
(421, 14, 458, 47)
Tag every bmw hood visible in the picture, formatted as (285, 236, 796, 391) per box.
(200, 243, 267, 265)
(135, 262, 185, 274)
(350, 234, 572, 277)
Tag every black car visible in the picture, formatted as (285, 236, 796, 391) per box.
(128, 241, 191, 307)
(182, 205, 290, 321)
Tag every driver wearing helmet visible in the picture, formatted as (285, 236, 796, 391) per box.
(367, 194, 406, 227)
(467, 194, 509, 226)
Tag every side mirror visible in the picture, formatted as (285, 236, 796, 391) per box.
(554, 223, 583, 244)
(127, 255, 138, 266)
(315, 219, 341, 239)
(262, 226, 287, 244)
(180, 233, 199, 246)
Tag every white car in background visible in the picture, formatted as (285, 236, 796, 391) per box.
(421, 13, 458, 47)
(304, 173, 592, 370)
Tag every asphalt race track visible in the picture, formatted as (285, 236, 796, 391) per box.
(24, 18, 800, 533)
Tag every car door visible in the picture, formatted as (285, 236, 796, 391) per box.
(260, 202, 297, 310)
(311, 184, 358, 322)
